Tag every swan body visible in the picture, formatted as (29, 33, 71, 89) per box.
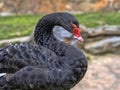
(0, 12, 87, 90)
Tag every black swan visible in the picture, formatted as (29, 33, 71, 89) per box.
(0, 12, 87, 90)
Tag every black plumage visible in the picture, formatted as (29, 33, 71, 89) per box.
(0, 55, 4, 62)
(0, 12, 87, 90)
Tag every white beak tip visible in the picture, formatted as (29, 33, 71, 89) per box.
(74, 36, 84, 42)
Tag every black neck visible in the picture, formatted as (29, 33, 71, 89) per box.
(34, 15, 66, 55)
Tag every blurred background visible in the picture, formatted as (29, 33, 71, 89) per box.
(0, 0, 120, 90)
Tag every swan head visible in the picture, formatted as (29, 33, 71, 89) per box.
(35, 12, 83, 42)
(59, 13, 83, 42)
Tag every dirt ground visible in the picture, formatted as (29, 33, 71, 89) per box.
(72, 54, 120, 90)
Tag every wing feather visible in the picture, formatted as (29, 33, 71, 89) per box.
(0, 43, 57, 73)
(8, 65, 75, 90)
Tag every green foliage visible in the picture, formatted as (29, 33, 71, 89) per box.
(0, 14, 42, 40)
(0, 12, 120, 40)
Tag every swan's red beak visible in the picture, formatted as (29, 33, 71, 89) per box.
(72, 23, 83, 42)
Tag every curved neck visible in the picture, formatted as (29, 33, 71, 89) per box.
(34, 15, 65, 55)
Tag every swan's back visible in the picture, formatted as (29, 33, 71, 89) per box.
(0, 43, 58, 73)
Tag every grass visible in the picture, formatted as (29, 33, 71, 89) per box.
(0, 14, 43, 40)
(0, 12, 120, 40)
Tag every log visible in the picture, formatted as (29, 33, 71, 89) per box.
(85, 25, 120, 37)
(84, 37, 120, 54)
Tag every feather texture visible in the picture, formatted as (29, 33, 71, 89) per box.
(0, 43, 58, 73)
